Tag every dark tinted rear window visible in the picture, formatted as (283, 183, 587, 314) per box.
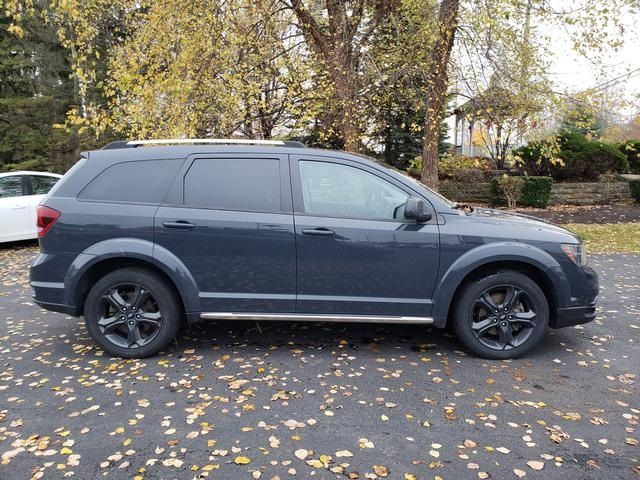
(79, 159, 182, 204)
(184, 158, 281, 212)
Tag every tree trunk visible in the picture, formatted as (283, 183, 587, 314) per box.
(421, 0, 460, 190)
(333, 69, 360, 152)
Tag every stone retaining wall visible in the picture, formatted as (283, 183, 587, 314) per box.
(439, 181, 632, 206)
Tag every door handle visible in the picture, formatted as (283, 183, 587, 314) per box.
(162, 220, 196, 230)
(302, 227, 335, 236)
(12, 204, 26, 209)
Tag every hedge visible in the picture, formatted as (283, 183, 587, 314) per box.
(619, 140, 640, 174)
(630, 179, 640, 204)
(519, 176, 553, 208)
(491, 176, 553, 208)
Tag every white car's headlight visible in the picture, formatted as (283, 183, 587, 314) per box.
(561, 243, 587, 266)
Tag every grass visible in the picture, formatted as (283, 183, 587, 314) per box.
(562, 223, 640, 253)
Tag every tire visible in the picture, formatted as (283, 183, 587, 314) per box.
(84, 267, 181, 358)
(452, 270, 549, 359)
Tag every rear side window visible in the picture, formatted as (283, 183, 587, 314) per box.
(30, 175, 59, 195)
(184, 158, 281, 212)
(79, 159, 182, 204)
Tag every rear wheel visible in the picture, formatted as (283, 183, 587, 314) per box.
(452, 271, 548, 359)
(84, 268, 181, 358)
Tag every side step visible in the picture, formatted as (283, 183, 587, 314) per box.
(200, 312, 434, 324)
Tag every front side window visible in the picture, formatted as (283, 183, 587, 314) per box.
(30, 175, 59, 195)
(0, 176, 24, 198)
(299, 161, 408, 220)
(184, 158, 281, 212)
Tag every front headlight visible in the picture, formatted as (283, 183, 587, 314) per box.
(561, 243, 587, 266)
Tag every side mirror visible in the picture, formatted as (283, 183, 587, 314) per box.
(404, 197, 432, 223)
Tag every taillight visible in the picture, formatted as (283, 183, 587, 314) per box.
(36, 205, 61, 238)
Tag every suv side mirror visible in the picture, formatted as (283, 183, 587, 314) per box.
(404, 197, 432, 223)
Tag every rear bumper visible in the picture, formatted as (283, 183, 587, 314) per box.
(553, 302, 597, 328)
(30, 251, 80, 316)
(33, 298, 79, 316)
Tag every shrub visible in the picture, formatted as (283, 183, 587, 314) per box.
(518, 176, 553, 208)
(554, 131, 629, 181)
(491, 175, 553, 208)
(512, 142, 554, 177)
(491, 175, 524, 208)
(619, 140, 640, 174)
(438, 155, 491, 182)
(515, 132, 629, 181)
(630, 180, 640, 204)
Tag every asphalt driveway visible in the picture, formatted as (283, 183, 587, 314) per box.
(0, 243, 638, 479)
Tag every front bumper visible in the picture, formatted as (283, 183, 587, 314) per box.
(554, 301, 597, 328)
(551, 264, 599, 329)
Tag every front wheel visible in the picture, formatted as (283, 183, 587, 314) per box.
(84, 268, 181, 358)
(452, 271, 549, 359)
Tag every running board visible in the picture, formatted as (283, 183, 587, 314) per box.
(200, 312, 434, 324)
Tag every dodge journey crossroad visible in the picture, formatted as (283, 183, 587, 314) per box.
(30, 139, 599, 359)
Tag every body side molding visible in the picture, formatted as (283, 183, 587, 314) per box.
(200, 312, 434, 324)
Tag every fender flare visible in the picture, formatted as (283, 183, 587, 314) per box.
(64, 238, 201, 313)
(431, 242, 570, 325)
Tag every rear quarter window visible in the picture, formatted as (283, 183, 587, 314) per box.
(78, 159, 182, 204)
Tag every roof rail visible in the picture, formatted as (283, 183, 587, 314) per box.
(102, 139, 306, 149)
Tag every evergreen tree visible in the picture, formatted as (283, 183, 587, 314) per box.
(0, 13, 76, 172)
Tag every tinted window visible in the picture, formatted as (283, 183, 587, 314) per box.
(0, 176, 24, 198)
(184, 158, 281, 212)
(299, 161, 408, 220)
(79, 159, 182, 204)
(30, 175, 59, 195)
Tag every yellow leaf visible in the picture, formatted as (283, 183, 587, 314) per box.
(234, 456, 251, 465)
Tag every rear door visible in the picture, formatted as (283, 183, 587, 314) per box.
(0, 174, 30, 241)
(154, 154, 296, 314)
(291, 155, 440, 317)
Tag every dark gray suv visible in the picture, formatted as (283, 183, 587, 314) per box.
(30, 139, 599, 359)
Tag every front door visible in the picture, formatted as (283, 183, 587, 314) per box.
(0, 175, 30, 242)
(291, 155, 440, 317)
(154, 155, 296, 313)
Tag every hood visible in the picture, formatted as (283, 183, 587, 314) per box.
(463, 207, 582, 244)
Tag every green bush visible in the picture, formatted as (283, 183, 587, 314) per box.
(619, 140, 640, 174)
(554, 131, 629, 181)
(491, 175, 553, 208)
(490, 177, 506, 206)
(630, 180, 640, 204)
(519, 176, 553, 208)
(514, 132, 629, 181)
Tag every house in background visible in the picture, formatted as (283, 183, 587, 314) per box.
(451, 85, 528, 167)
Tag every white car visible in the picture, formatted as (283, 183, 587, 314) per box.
(0, 171, 63, 243)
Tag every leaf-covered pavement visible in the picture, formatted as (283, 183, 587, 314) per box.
(1, 244, 638, 479)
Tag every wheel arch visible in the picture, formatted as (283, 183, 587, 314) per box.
(64, 238, 200, 318)
(432, 242, 569, 327)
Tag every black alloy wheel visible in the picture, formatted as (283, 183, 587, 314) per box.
(98, 284, 162, 349)
(84, 267, 181, 358)
(452, 270, 549, 359)
(470, 285, 537, 351)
